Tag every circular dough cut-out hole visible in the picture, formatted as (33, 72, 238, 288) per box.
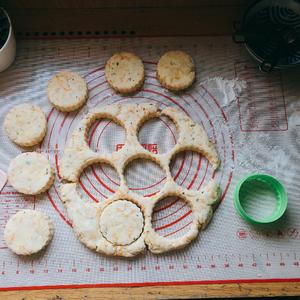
(138, 116, 178, 154)
(170, 150, 210, 191)
(78, 163, 120, 202)
(152, 197, 194, 239)
(87, 119, 126, 154)
(99, 200, 144, 246)
(125, 158, 166, 197)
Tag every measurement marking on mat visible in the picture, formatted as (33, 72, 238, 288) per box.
(1, 251, 299, 276)
(234, 61, 288, 132)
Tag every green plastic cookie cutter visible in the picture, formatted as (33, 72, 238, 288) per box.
(234, 173, 288, 224)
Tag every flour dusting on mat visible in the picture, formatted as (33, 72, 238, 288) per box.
(202, 77, 246, 106)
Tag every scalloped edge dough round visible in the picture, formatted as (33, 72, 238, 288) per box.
(4, 209, 54, 255)
(157, 50, 195, 91)
(47, 70, 88, 112)
(100, 200, 144, 246)
(105, 52, 145, 94)
(8, 152, 54, 195)
(60, 103, 221, 257)
(4, 103, 47, 147)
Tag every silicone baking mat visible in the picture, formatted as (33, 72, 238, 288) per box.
(0, 36, 300, 290)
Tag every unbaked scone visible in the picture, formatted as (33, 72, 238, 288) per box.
(4, 209, 54, 255)
(100, 200, 144, 246)
(157, 50, 195, 91)
(8, 152, 54, 195)
(4, 103, 47, 147)
(60, 103, 221, 257)
(105, 52, 144, 94)
(47, 70, 88, 112)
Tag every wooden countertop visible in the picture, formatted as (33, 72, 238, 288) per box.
(1, 282, 300, 299)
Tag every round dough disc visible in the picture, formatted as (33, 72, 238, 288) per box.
(100, 200, 144, 246)
(8, 152, 54, 195)
(4, 103, 47, 147)
(157, 50, 195, 91)
(4, 209, 54, 255)
(47, 70, 88, 112)
(105, 52, 144, 94)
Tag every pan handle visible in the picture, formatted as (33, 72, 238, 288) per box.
(232, 21, 245, 43)
(232, 33, 246, 43)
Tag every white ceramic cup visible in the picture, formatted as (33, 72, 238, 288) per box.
(0, 8, 16, 72)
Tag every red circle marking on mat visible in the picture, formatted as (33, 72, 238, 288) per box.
(152, 202, 187, 222)
(143, 84, 213, 194)
(149, 83, 234, 233)
(40, 108, 73, 226)
(64, 109, 81, 144)
(95, 120, 113, 149)
(178, 152, 194, 186)
(108, 94, 205, 192)
(58, 83, 197, 205)
(138, 83, 210, 193)
(53, 89, 178, 200)
(188, 152, 202, 190)
(91, 166, 115, 193)
(47, 109, 60, 159)
(155, 210, 192, 231)
(145, 77, 193, 108)
(92, 117, 177, 189)
(46, 107, 55, 122)
(88, 79, 107, 92)
(196, 86, 234, 190)
(47, 191, 72, 227)
(200, 85, 234, 162)
(83, 169, 110, 200)
(86, 71, 105, 84)
(87, 95, 183, 193)
(45, 63, 235, 231)
(191, 90, 226, 187)
(188, 90, 228, 189)
(164, 221, 193, 237)
(86, 115, 173, 192)
(79, 175, 106, 203)
(84, 66, 104, 78)
(45, 110, 78, 225)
